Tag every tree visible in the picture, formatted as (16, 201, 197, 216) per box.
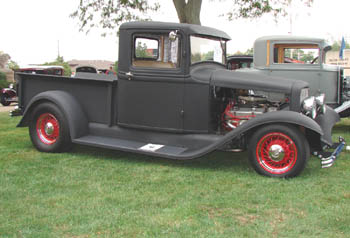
(71, 0, 313, 33)
(114, 61, 118, 72)
(331, 40, 350, 51)
(7, 60, 19, 70)
(0, 51, 10, 69)
(135, 42, 149, 58)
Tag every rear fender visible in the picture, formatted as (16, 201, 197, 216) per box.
(17, 90, 88, 139)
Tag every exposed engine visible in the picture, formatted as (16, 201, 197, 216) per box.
(219, 89, 286, 132)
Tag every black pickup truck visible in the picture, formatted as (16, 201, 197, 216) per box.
(15, 21, 344, 178)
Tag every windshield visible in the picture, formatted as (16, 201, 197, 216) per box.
(190, 36, 226, 65)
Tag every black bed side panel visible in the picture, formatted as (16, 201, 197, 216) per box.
(17, 73, 117, 124)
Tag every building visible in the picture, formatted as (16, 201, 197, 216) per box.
(68, 60, 115, 72)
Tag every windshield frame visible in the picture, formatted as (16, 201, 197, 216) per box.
(190, 35, 227, 66)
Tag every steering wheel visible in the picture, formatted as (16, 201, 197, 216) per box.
(311, 56, 318, 64)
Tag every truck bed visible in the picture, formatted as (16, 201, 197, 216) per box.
(17, 73, 118, 125)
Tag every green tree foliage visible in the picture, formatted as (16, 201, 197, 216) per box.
(0, 71, 10, 89)
(135, 42, 149, 58)
(285, 49, 316, 63)
(331, 40, 350, 51)
(71, 0, 313, 34)
(71, 0, 160, 35)
(244, 48, 254, 55)
(0, 71, 6, 81)
(230, 48, 253, 56)
(43, 56, 72, 77)
(191, 51, 214, 63)
(114, 61, 118, 72)
(7, 60, 19, 70)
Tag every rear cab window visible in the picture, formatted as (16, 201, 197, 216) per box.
(132, 32, 180, 69)
(273, 44, 320, 65)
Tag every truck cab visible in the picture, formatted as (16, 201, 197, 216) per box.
(253, 36, 350, 116)
(15, 22, 344, 178)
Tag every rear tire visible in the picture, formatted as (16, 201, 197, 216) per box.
(248, 124, 309, 178)
(29, 102, 72, 152)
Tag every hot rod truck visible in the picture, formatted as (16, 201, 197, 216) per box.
(15, 21, 345, 178)
(252, 36, 350, 117)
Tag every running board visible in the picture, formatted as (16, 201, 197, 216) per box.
(73, 135, 188, 158)
(72, 123, 227, 159)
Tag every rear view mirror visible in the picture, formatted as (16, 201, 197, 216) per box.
(169, 31, 178, 41)
(323, 45, 332, 52)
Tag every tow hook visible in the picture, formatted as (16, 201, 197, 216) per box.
(313, 137, 346, 168)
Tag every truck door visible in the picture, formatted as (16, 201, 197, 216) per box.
(117, 31, 184, 131)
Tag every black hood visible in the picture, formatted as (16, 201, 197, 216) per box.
(190, 65, 308, 93)
(190, 65, 309, 111)
(210, 68, 309, 93)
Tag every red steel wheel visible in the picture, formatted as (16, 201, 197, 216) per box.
(248, 124, 309, 178)
(29, 102, 71, 153)
(256, 132, 298, 175)
(36, 113, 60, 145)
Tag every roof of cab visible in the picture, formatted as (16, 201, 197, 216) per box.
(255, 35, 326, 44)
(120, 21, 231, 40)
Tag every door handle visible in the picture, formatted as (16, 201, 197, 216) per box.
(126, 72, 133, 80)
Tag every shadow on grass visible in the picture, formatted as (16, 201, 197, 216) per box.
(70, 144, 251, 173)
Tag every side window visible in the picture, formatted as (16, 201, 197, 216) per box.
(132, 33, 180, 69)
(274, 44, 320, 64)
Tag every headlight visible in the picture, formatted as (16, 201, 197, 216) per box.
(315, 93, 326, 114)
(302, 96, 317, 119)
(300, 88, 309, 104)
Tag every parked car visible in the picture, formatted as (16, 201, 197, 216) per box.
(0, 83, 17, 106)
(17, 65, 64, 76)
(227, 55, 253, 70)
(252, 36, 350, 117)
(1, 66, 65, 106)
(14, 21, 345, 178)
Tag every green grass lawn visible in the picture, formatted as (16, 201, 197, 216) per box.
(1, 112, 350, 238)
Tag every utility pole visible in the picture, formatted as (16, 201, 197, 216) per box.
(57, 40, 60, 58)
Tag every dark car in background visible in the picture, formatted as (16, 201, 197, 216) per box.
(1, 66, 64, 106)
(227, 55, 253, 70)
(18, 65, 64, 75)
(0, 83, 16, 106)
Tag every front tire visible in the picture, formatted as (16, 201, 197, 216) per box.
(29, 102, 72, 152)
(248, 124, 309, 178)
(0, 94, 11, 106)
(339, 108, 350, 118)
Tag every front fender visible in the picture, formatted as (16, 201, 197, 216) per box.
(217, 107, 339, 151)
(1, 88, 16, 97)
(219, 110, 324, 147)
(17, 90, 88, 139)
(179, 110, 325, 159)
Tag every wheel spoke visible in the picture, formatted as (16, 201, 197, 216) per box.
(256, 132, 298, 174)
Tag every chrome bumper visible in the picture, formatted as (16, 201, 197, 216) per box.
(335, 100, 350, 114)
(313, 137, 346, 168)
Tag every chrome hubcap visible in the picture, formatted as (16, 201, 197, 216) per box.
(44, 122, 54, 136)
(268, 144, 285, 162)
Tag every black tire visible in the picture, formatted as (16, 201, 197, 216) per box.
(29, 102, 72, 153)
(0, 94, 11, 106)
(248, 124, 309, 178)
(339, 108, 350, 118)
